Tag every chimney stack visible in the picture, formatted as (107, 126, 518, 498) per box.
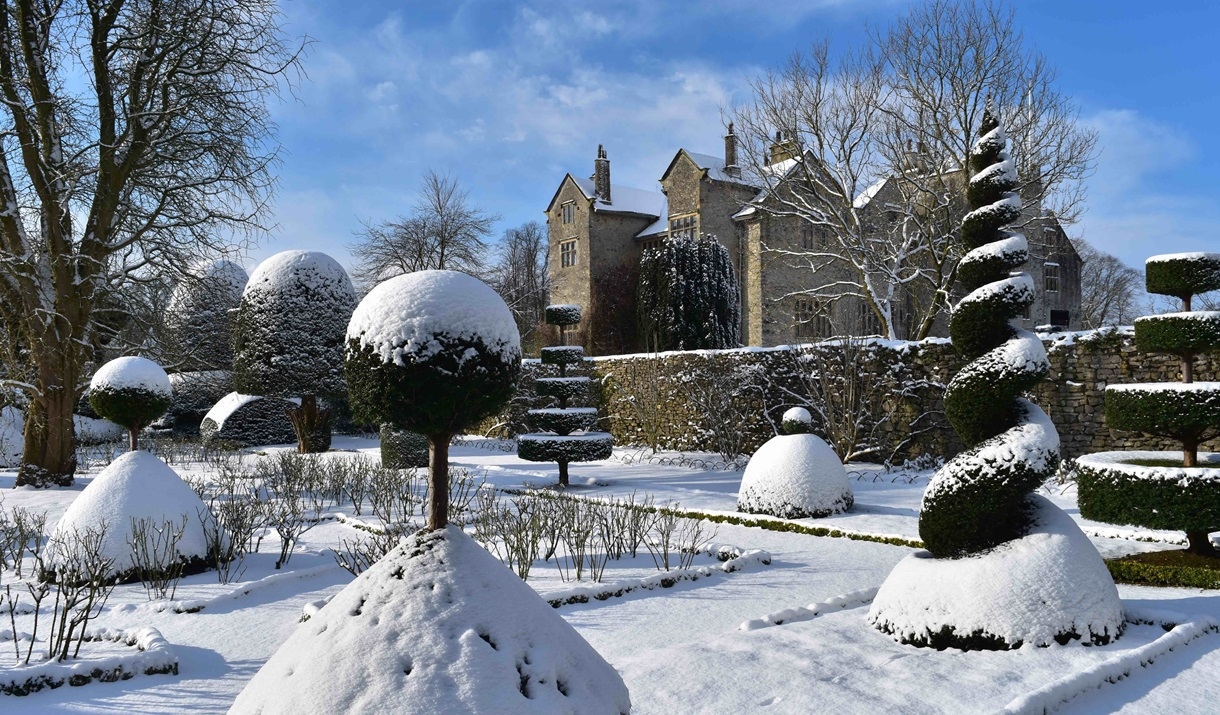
(594, 144, 611, 203)
(768, 130, 797, 165)
(724, 123, 739, 178)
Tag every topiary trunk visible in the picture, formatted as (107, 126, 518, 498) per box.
(427, 434, 451, 530)
(286, 395, 332, 454)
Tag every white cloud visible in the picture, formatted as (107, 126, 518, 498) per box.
(1074, 109, 1217, 268)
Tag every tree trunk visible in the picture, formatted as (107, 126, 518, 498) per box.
(558, 460, 569, 488)
(17, 382, 77, 487)
(427, 434, 451, 530)
(1184, 436, 1199, 468)
(129, 427, 139, 453)
(1186, 530, 1216, 556)
(286, 394, 332, 454)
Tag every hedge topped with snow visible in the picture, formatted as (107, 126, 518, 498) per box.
(1077, 451, 1220, 534)
(1135, 312, 1220, 356)
(545, 304, 582, 326)
(1145, 252, 1220, 300)
(1105, 382, 1220, 440)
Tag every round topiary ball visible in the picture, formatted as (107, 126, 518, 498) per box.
(88, 356, 172, 451)
(781, 406, 813, 435)
(345, 271, 522, 438)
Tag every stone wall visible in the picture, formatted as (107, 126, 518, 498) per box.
(482, 329, 1220, 463)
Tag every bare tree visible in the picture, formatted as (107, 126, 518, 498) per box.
(349, 170, 499, 289)
(1073, 238, 1142, 328)
(489, 221, 549, 352)
(0, 0, 303, 487)
(729, 0, 1096, 341)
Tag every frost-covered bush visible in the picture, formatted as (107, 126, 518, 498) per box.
(345, 270, 521, 529)
(1077, 251, 1220, 555)
(200, 392, 298, 448)
(918, 106, 1057, 558)
(88, 356, 173, 452)
(233, 250, 357, 453)
(380, 423, 428, 469)
(780, 406, 812, 435)
(518, 305, 612, 486)
(737, 431, 852, 518)
(637, 232, 740, 351)
(165, 258, 248, 371)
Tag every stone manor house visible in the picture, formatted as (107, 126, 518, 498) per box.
(545, 131, 1081, 354)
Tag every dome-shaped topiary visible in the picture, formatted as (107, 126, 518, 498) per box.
(233, 250, 357, 453)
(89, 356, 173, 451)
(165, 258, 248, 371)
(345, 270, 521, 528)
(917, 105, 1058, 559)
(780, 406, 813, 435)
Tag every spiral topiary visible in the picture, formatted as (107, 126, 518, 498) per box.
(917, 105, 1059, 558)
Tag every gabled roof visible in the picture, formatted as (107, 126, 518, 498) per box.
(635, 207, 669, 240)
(660, 149, 758, 187)
(543, 173, 665, 219)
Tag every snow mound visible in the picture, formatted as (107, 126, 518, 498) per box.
(346, 270, 521, 367)
(90, 356, 171, 397)
(230, 526, 630, 715)
(737, 433, 853, 519)
(868, 494, 1123, 650)
(48, 451, 217, 580)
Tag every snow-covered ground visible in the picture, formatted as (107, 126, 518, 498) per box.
(1, 435, 1216, 713)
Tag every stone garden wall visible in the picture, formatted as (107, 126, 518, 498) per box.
(479, 329, 1219, 463)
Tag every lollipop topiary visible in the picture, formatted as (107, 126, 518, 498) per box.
(1077, 252, 1220, 556)
(518, 305, 612, 487)
(88, 356, 173, 451)
(868, 105, 1121, 650)
(345, 270, 521, 530)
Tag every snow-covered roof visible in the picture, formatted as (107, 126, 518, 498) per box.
(731, 157, 803, 220)
(571, 176, 665, 218)
(852, 177, 889, 209)
(683, 151, 755, 185)
(635, 203, 669, 239)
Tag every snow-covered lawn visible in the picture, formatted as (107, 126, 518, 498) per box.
(1, 436, 1217, 713)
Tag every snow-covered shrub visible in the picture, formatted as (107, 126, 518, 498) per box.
(230, 527, 631, 715)
(345, 270, 521, 529)
(380, 423, 428, 469)
(1077, 251, 1220, 554)
(918, 107, 1057, 558)
(255, 452, 328, 569)
(737, 432, 852, 519)
(88, 356, 173, 452)
(48, 451, 218, 583)
(165, 258, 248, 371)
(781, 407, 813, 435)
(233, 250, 357, 453)
(872, 105, 1119, 652)
(518, 305, 612, 486)
(637, 232, 740, 351)
(156, 370, 234, 436)
(200, 392, 298, 448)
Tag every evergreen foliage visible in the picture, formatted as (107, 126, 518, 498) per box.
(918, 106, 1058, 558)
(637, 233, 740, 351)
(517, 305, 613, 486)
(88, 356, 173, 451)
(379, 424, 429, 470)
(233, 251, 357, 453)
(1078, 251, 1220, 554)
(165, 259, 248, 371)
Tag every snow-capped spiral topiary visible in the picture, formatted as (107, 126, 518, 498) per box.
(872, 105, 1120, 651)
(89, 356, 173, 451)
(166, 258, 248, 371)
(48, 451, 219, 582)
(780, 406, 812, 435)
(917, 106, 1058, 558)
(737, 432, 852, 519)
(233, 250, 357, 453)
(230, 527, 630, 715)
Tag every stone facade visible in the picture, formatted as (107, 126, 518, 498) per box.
(545, 133, 1083, 354)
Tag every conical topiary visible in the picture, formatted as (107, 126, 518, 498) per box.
(518, 305, 612, 487)
(1077, 252, 1220, 555)
(869, 105, 1122, 650)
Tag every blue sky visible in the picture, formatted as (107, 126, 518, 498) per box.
(255, 0, 1219, 273)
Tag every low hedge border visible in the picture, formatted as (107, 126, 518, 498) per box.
(1105, 557, 1220, 590)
